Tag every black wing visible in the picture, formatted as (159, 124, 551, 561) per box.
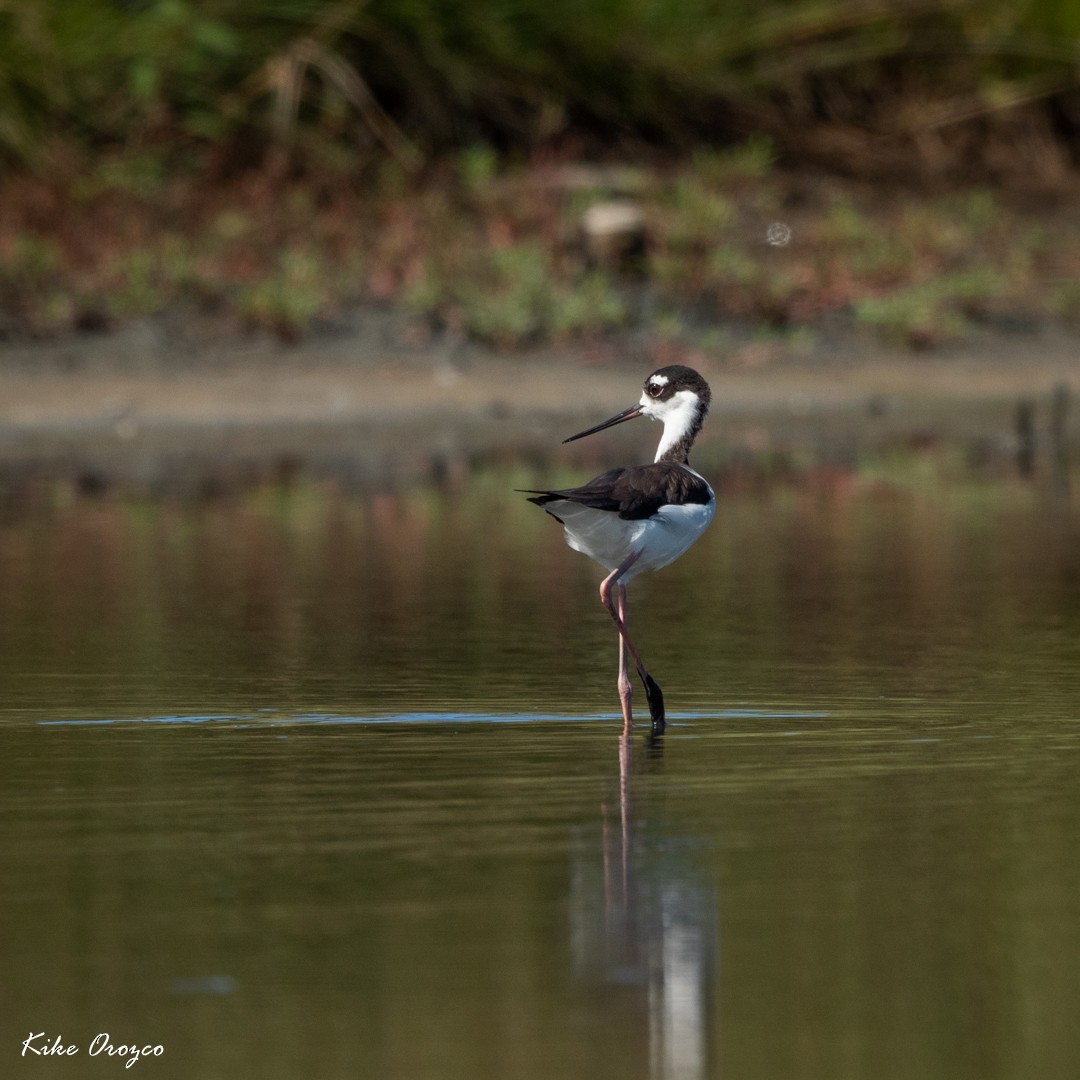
(520, 463, 711, 522)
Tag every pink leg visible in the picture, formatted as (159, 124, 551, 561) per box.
(617, 584, 632, 732)
(599, 553, 665, 729)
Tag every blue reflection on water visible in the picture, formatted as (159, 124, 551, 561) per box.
(37, 709, 831, 728)
(168, 975, 238, 997)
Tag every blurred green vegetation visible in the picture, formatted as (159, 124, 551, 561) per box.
(1, 1, 1079, 348)
(3, 0, 1079, 168)
(3, 143, 1077, 349)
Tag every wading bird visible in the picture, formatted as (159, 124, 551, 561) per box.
(522, 365, 715, 731)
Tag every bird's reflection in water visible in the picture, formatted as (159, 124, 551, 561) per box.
(570, 733, 716, 1080)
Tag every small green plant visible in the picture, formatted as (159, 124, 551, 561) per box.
(854, 289, 967, 347)
(690, 138, 776, 184)
(853, 269, 1009, 347)
(548, 272, 628, 339)
(237, 249, 329, 337)
(457, 145, 500, 197)
(0, 236, 61, 286)
(104, 251, 168, 318)
(665, 176, 736, 247)
(459, 243, 552, 344)
(410, 242, 627, 346)
(1048, 279, 1080, 322)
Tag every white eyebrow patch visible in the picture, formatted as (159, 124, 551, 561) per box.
(648, 374, 669, 388)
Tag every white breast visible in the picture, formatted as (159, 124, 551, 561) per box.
(549, 489, 715, 583)
(636, 499, 715, 573)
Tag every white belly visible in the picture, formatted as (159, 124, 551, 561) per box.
(552, 498, 715, 582)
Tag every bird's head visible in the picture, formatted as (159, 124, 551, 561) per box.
(563, 366, 712, 463)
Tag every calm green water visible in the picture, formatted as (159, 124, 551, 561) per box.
(3, 465, 1080, 1079)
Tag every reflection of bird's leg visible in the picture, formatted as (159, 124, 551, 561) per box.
(600, 553, 665, 729)
(618, 732, 632, 897)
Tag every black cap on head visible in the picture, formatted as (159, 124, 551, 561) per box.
(642, 366, 712, 412)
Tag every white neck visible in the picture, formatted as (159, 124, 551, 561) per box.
(642, 389, 701, 462)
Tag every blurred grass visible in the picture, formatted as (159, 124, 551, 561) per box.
(1, 141, 1079, 348)
(0, 1, 1079, 349)
(3, 0, 1079, 170)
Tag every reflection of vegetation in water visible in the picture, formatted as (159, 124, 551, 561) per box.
(2, 460, 1078, 722)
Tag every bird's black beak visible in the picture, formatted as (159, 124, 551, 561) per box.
(562, 404, 644, 444)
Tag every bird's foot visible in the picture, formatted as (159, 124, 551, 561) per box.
(642, 673, 665, 732)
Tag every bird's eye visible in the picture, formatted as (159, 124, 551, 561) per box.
(646, 381, 661, 397)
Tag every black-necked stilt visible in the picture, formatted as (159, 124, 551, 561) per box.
(522, 365, 715, 732)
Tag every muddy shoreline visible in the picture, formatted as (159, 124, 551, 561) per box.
(3, 310, 1078, 493)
